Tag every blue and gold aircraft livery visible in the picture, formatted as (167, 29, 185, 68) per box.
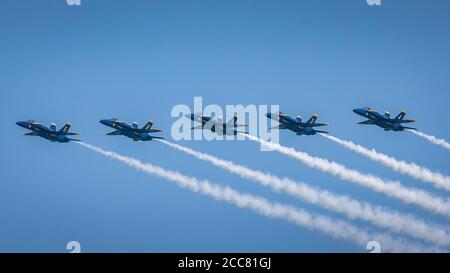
(16, 120, 81, 143)
(186, 113, 248, 136)
(353, 107, 417, 131)
(99, 118, 164, 141)
(266, 112, 329, 135)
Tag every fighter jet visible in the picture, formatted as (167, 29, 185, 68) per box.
(266, 112, 328, 135)
(186, 113, 248, 136)
(99, 118, 164, 141)
(16, 120, 81, 143)
(353, 107, 416, 131)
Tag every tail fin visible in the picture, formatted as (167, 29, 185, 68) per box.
(142, 120, 154, 131)
(232, 115, 238, 125)
(395, 111, 416, 123)
(59, 123, 72, 134)
(306, 114, 318, 124)
(142, 120, 163, 133)
(395, 111, 406, 120)
(226, 115, 238, 126)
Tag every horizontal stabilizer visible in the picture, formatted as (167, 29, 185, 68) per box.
(147, 128, 163, 133)
(397, 119, 416, 124)
(67, 138, 82, 142)
(150, 136, 165, 140)
(311, 122, 327, 127)
(315, 130, 329, 134)
(403, 126, 417, 130)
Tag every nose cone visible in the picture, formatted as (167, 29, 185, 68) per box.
(185, 113, 196, 120)
(353, 108, 364, 115)
(266, 113, 272, 119)
(100, 119, 113, 126)
(16, 121, 27, 128)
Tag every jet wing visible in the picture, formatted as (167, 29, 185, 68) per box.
(23, 132, 39, 136)
(203, 120, 217, 130)
(270, 124, 287, 129)
(358, 120, 375, 125)
(106, 130, 123, 135)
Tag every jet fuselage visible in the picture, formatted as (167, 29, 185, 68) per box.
(99, 119, 163, 141)
(353, 108, 416, 131)
(266, 113, 328, 135)
(16, 120, 80, 143)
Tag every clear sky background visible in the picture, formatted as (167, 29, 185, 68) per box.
(1, 0, 449, 252)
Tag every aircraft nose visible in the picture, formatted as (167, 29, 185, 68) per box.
(16, 121, 27, 127)
(266, 113, 272, 119)
(99, 119, 112, 126)
(353, 108, 363, 115)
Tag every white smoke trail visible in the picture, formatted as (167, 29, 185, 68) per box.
(321, 134, 450, 192)
(157, 139, 450, 247)
(76, 142, 436, 252)
(244, 134, 450, 219)
(408, 130, 450, 152)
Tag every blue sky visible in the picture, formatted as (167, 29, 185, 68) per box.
(1, 0, 449, 252)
